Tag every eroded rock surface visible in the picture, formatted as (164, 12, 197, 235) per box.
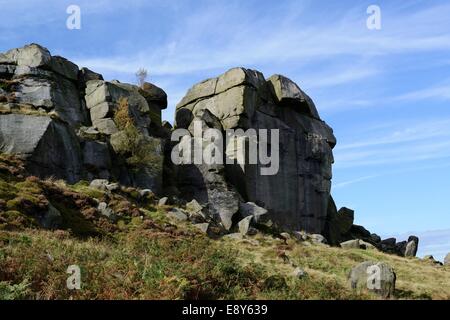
(0, 44, 168, 191)
(174, 67, 335, 234)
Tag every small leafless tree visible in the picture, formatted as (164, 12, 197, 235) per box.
(136, 68, 148, 88)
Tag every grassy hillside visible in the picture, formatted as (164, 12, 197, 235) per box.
(0, 154, 449, 300)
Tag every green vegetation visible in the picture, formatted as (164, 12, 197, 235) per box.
(113, 98, 163, 171)
(0, 153, 449, 300)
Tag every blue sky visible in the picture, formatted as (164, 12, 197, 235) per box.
(1, 0, 449, 260)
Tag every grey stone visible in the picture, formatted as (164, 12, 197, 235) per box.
(238, 216, 253, 235)
(239, 202, 268, 223)
(177, 77, 217, 109)
(167, 208, 188, 221)
(348, 261, 396, 298)
(158, 197, 169, 206)
(0, 114, 83, 183)
(48, 56, 79, 81)
(280, 232, 291, 240)
(106, 183, 120, 192)
(4, 44, 52, 68)
(337, 208, 354, 234)
(267, 74, 320, 119)
(293, 231, 308, 242)
(370, 234, 382, 243)
(89, 179, 109, 191)
(360, 240, 376, 250)
(310, 234, 328, 244)
(186, 199, 203, 213)
(141, 82, 168, 110)
(78, 126, 100, 140)
(404, 240, 417, 257)
(90, 102, 115, 122)
(79, 67, 103, 82)
(193, 223, 210, 234)
(341, 239, 361, 249)
(93, 118, 119, 135)
(85, 80, 129, 109)
(406, 236, 419, 256)
(98, 202, 115, 219)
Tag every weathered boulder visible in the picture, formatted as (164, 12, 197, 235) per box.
(405, 236, 419, 257)
(167, 208, 188, 221)
(340, 239, 361, 249)
(348, 261, 396, 298)
(174, 67, 335, 235)
(0, 114, 83, 183)
(158, 197, 169, 206)
(404, 240, 417, 257)
(239, 202, 268, 222)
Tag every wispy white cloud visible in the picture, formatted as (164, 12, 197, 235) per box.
(334, 118, 450, 168)
(333, 175, 379, 189)
(72, 1, 450, 77)
(394, 84, 450, 102)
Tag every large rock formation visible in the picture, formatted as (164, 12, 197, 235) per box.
(174, 67, 336, 234)
(0, 44, 167, 190)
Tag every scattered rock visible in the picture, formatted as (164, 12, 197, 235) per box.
(293, 231, 308, 242)
(405, 236, 419, 257)
(158, 197, 169, 206)
(310, 234, 327, 245)
(193, 223, 210, 234)
(404, 240, 417, 257)
(348, 261, 396, 298)
(239, 202, 268, 223)
(89, 179, 109, 191)
(97, 202, 115, 219)
(167, 208, 188, 221)
(106, 183, 120, 192)
(360, 240, 376, 250)
(238, 216, 254, 235)
(340, 239, 361, 249)
(280, 232, 291, 241)
(186, 199, 203, 214)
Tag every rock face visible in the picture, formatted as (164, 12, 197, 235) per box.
(0, 44, 168, 191)
(348, 261, 396, 298)
(174, 67, 335, 234)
